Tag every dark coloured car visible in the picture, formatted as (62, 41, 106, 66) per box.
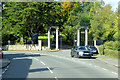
(87, 46, 99, 56)
(71, 46, 93, 58)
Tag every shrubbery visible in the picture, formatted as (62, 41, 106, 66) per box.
(104, 41, 120, 50)
(98, 45, 104, 55)
(97, 41, 120, 58)
(104, 49, 119, 58)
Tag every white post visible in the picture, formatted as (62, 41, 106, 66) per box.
(56, 27, 59, 50)
(85, 29, 88, 46)
(94, 40, 96, 47)
(48, 27, 51, 49)
(77, 29, 80, 46)
(38, 40, 42, 50)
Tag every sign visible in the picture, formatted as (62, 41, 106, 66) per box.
(32, 33, 38, 41)
(8, 40, 10, 44)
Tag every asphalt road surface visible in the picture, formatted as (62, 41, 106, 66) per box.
(2, 50, 118, 79)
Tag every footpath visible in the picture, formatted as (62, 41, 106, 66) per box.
(96, 55, 120, 68)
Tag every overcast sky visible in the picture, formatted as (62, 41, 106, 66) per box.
(103, 0, 119, 11)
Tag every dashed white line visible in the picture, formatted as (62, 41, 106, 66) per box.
(47, 67, 53, 74)
(40, 61, 46, 65)
(34, 58, 39, 61)
(94, 65, 99, 68)
(89, 64, 92, 66)
(102, 68, 107, 71)
(55, 77, 58, 80)
(112, 72, 118, 75)
(2, 71, 5, 74)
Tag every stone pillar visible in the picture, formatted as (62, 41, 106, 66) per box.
(56, 27, 59, 50)
(77, 29, 80, 46)
(48, 27, 51, 49)
(38, 40, 42, 50)
(85, 29, 88, 46)
(94, 40, 96, 47)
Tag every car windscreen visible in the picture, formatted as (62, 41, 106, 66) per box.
(78, 46, 88, 50)
(89, 46, 97, 50)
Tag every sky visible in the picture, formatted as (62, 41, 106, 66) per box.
(103, 0, 119, 11)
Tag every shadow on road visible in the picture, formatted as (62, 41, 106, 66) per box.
(79, 56, 98, 59)
(2, 52, 55, 79)
(3, 53, 42, 59)
(2, 59, 32, 78)
(29, 68, 54, 73)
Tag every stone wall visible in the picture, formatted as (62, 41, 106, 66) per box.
(2, 40, 49, 51)
(3, 44, 49, 51)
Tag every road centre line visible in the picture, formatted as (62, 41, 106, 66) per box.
(102, 68, 107, 71)
(94, 65, 99, 68)
(112, 72, 118, 75)
(33, 58, 39, 61)
(40, 61, 46, 65)
(55, 77, 58, 80)
(47, 67, 53, 74)
(33, 57, 53, 74)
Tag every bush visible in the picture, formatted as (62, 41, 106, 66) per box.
(104, 49, 119, 59)
(104, 41, 119, 50)
(98, 45, 104, 55)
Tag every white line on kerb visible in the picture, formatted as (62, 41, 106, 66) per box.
(40, 61, 46, 65)
(47, 67, 53, 74)
(112, 72, 118, 75)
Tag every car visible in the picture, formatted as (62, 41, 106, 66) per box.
(71, 46, 93, 58)
(87, 46, 99, 56)
(0, 47, 3, 59)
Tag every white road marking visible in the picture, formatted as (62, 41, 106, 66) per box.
(40, 61, 46, 65)
(112, 72, 118, 75)
(55, 77, 58, 80)
(82, 62, 85, 64)
(89, 64, 92, 66)
(102, 68, 107, 71)
(2, 71, 5, 74)
(33, 58, 39, 61)
(47, 67, 53, 74)
(94, 65, 99, 68)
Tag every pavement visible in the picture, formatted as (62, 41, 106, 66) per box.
(96, 55, 120, 68)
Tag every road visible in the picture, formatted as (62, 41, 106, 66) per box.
(2, 50, 118, 79)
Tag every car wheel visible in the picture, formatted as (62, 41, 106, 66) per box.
(71, 52, 74, 57)
(76, 53, 79, 58)
(88, 56, 91, 59)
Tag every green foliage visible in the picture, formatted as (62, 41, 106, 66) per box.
(104, 49, 119, 59)
(98, 45, 104, 55)
(89, 4, 118, 41)
(104, 41, 120, 50)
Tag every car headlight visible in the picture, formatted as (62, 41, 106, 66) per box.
(79, 52, 84, 56)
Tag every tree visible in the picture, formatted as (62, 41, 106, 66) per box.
(89, 4, 116, 41)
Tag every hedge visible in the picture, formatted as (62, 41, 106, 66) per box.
(104, 49, 119, 59)
(97, 45, 119, 59)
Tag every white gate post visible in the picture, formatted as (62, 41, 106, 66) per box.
(85, 29, 88, 46)
(77, 29, 80, 46)
(56, 27, 59, 50)
(48, 27, 51, 49)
